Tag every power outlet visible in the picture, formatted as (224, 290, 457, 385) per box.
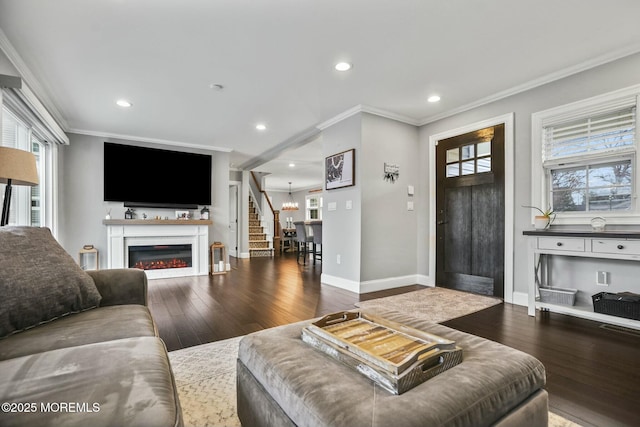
(596, 271, 609, 286)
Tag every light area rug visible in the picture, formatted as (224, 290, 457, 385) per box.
(355, 286, 502, 322)
(169, 337, 582, 427)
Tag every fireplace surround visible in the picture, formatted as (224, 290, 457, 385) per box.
(104, 219, 211, 279)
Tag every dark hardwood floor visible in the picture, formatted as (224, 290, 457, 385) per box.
(147, 251, 640, 427)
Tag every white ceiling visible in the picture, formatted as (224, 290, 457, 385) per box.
(1, 0, 640, 192)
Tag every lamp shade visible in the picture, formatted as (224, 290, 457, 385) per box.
(0, 146, 39, 186)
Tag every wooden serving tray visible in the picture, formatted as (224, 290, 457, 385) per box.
(301, 311, 463, 394)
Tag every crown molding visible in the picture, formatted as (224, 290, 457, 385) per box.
(67, 128, 232, 153)
(418, 43, 640, 126)
(0, 27, 69, 131)
(359, 105, 420, 126)
(316, 104, 419, 130)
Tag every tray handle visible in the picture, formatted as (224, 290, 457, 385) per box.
(314, 311, 360, 327)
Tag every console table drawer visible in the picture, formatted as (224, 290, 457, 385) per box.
(592, 240, 640, 256)
(538, 237, 585, 252)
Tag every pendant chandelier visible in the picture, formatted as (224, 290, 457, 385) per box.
(282, 182, 299, 211)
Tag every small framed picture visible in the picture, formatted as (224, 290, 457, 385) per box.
(325, 149, 355, 190)
(175, 210, 190, 220)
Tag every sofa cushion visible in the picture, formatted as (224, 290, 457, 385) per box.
(0, 305, 157, 361)
(0, 336, 182, 427)
(0, 226, 102, 338)
(238, 309, 546, 427)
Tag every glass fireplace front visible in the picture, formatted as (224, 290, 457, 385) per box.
(128, 244, 192, 270)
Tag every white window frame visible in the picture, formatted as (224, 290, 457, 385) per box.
(305, 194, 322, 221)
(531, 84, 640, 225)
(1, 104, 57, 231)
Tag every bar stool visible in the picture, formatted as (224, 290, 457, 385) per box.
(310, 222, 322, 264)
(293, 221, 313, 264)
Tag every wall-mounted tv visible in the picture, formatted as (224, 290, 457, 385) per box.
(104, 142, 212, 209)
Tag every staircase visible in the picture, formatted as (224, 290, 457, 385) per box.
(248, 195, 274, 257)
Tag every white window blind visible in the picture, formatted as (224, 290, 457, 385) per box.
(543, 102, 636, 166)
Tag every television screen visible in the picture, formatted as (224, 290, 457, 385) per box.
(104, 142, 212, 208)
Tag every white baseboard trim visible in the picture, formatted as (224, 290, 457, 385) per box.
(321, 274, 361, 293)
(416, 274, 435, 286)
(360, 275, 422, 293)
(512, 291, 528, 307)
(322, 274, 432, 294)
(239, 252, 251, 259)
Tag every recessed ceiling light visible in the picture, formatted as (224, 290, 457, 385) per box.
(256, 124, 267, 131)
(335, 62, 352, 71)
(427, 95, 441, 103)
(289, 163, 295, 168)
(116, 99, 132, 107)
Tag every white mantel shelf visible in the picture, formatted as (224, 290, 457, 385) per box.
(103, 219, 213, 226)
(104, 220, 211, 279)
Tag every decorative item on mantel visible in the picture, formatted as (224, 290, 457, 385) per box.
(124, 208, 135, 219)
(282, 182, 299, 211)
(523, 205, 555, 230)
(201, 206, 210, 220)
(175, 210, 191, 220)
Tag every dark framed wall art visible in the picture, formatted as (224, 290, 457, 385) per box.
(325, 149, 355, 190)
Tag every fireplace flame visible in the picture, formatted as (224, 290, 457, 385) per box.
(133, 259, 190, 270)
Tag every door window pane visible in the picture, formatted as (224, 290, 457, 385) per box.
(477, 157, 491, 173)
(461, 145, 474, 160)
(477, 141, 491, 156)
(446, 148, 459, 163)
(445, 141, 492, 178)
(461, 160, 475, 175)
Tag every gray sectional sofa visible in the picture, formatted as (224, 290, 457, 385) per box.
(0, 226, 182, 427)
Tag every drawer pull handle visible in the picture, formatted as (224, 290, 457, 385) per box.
(617, 245, 624, 250)
(556, 242, 563, 247)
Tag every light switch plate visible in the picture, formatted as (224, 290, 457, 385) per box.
(408, 185, 414, 196)
(346, 200, 352, 210)
(407, 201, 414, 211)
(328, 202, 337, 211)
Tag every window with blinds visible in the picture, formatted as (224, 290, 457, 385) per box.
(537, 94, 638, 214)
(543, 106, 635, 166)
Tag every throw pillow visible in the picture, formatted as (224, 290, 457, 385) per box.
(0, 226, 102, 338)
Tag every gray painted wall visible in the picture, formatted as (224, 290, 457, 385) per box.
(320, 112, 421, 288)
(322, 114, 362, 283)
(0, 49, 18, 76)
(360, 113, 419, 281)
(59, 133, 229, 268)
(417, 51, 640, 298)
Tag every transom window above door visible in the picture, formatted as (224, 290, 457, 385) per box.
(445, 140, 492, 177)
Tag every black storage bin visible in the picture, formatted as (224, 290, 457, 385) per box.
(592, 292, 640, 320)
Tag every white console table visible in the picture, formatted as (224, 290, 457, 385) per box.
(524, 230, 640, 329)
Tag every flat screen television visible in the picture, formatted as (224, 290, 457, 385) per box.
(104, 142, 212, 209)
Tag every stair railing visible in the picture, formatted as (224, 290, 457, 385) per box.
(250, 171, 281, 255)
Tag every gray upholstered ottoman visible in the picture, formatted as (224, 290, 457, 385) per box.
(237, 309, 548, 427)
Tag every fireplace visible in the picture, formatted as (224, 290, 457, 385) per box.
(105, 221, 210, 279)
(128, 244, 193, 271)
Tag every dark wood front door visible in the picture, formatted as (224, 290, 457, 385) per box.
(435, 124, 505, 297)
